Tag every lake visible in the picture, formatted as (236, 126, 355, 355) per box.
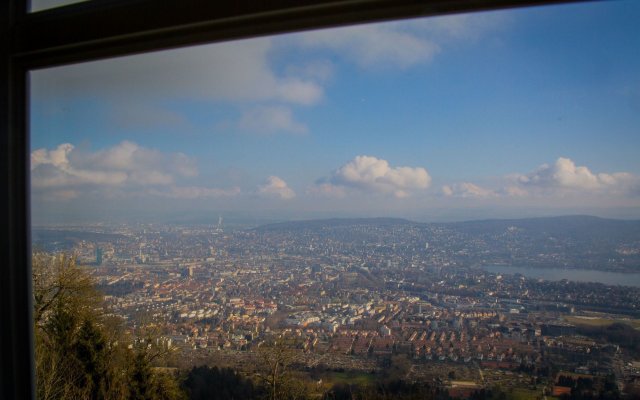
(482, 265, 640, 288)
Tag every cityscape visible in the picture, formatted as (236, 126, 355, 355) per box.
(33, 216, 640, 398)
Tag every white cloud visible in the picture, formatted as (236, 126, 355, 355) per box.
(292, 13, 506, 69)
(297, 24, 439, 69)
(438, 158, 638, 201)
(31, 39, 323, 136)
(258, 176, 296, 200)
(239, 106, 308, 134)
(324, 155, 430, 198)
(442, 182, 495, 198)
(32, 39, 322, 106)
(515, 157, 634, 191)
(438, 158, 639, 202)
(31, 141, 197, 189)
(31, 141, 244, 202)
(31, 143, 128, 188)
(31, 143, 74, 170)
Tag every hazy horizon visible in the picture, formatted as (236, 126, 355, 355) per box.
(31, 211, 640, 228)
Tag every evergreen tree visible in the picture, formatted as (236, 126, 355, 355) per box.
(130, 350, 154, 400)
(74, 319, 107, 400)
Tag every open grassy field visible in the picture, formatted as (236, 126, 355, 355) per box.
(507, 387, 542, 400)
(323, 371, 376, 386)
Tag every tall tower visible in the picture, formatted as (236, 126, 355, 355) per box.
(216, 215, 223, 233)
(96, 247, 103, 266)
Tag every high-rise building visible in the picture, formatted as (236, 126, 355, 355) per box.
(216, 215, 223, 233)
(96, 247, 103, 266)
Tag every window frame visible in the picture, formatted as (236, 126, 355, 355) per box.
(0, 0, 583, 398)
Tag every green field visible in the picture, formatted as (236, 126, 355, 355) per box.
(507, 387, 542, 400)
(323, 371, 376, 386)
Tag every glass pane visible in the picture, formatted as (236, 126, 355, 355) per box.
(30, 2, 640, 399)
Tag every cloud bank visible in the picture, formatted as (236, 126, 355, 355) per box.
(31, 141, 238, 200)
(31, 141, 197, 188)
(441, 157, 638, 202)
(514, 157, 634, 192)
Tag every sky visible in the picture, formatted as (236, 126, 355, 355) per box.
(30, 1, 640, 224)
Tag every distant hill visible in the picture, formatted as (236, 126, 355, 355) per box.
(448, 215, 640, 242)
(32, 228, 128, 252)
(254, 217, 415, 232)
(255, 215, 640, 272)
(258, 215, 640, 237)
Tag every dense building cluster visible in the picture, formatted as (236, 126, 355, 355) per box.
(33, 217, 640, 397)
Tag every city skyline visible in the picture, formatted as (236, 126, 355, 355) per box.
(30, 0, 640, 223)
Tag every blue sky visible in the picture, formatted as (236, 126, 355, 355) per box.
(30, 1, 640, 223)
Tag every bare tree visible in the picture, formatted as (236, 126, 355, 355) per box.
(32, 253, 185, 400)
(256, 338, 309, 400)
(32, 253, 101, 400)
(32, 252, 99, 326)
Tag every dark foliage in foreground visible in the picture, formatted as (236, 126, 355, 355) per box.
(182, 366, 263, 400)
